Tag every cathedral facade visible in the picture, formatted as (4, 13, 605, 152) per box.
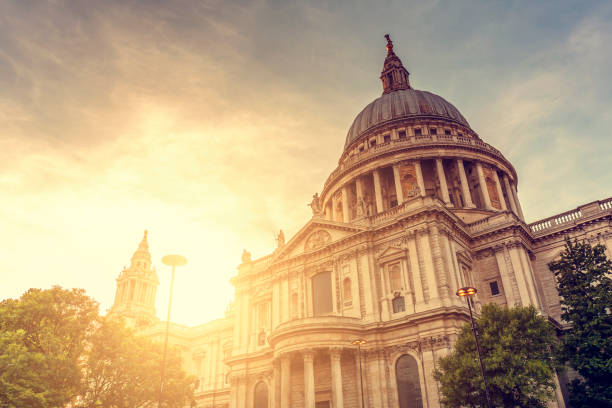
(110, 37, 612, 408)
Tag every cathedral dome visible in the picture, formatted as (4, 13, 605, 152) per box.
(344, 88, 470, 150)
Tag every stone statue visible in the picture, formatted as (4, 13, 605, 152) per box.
(241, 249, 251, 263)
(356, 196, 366, 217)
(276, 229, 285, 248)
(308, 193, 322, 215)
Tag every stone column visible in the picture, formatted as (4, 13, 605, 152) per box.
(367, 350, 385, 408)
(512, 182, 525, 220)
(372, 170, 384, 213)
(330, 348, 344, 408)
(492, 170, 507, 211)
(356, 176, 364, 202)
(393, 164, 404, 205)
(414, 160, 426, 197)
(476, 162, 493, 210)
(502, 174, 519, 215)
(271, 360, 280, 408)
(237, 375, 247, 408)
(280, 355, 291, 407)
(341, 186, 350, 222)
(229, 376, 238, 408)
(303, 350, 315, 408)
(435, 159, 452, 206)
(332, 194, 340, 222)
(456, 159, 475, 208)
(355, 349, 365, 407)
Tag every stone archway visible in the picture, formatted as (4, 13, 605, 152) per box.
(395, 354, 423, 408)
(253, 381, 268, 408)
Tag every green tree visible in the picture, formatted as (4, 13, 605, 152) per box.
(548, 238, 612, 408)
(0, 286, 99, 407)
(0, 330, 48, 407)
(77, 318, 196, 408)
(0, 287, 195, 408)
(434, 304, 559, 408)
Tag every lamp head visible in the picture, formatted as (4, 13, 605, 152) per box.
(456, 286, 477, 297)
(351, 339, 367, 346)
(162, 254, 188, 267)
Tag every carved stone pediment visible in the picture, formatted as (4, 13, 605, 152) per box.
(305, 230, 332, 250)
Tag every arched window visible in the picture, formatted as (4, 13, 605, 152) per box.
(389, 265, 402, 291)
(254, 381, 268, 408)
(312, 271, 333, 316)
(343, 278, 352, 305)
(395, 355, 423, 408)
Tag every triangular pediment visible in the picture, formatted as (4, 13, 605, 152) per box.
(376, 245, 406, 261)
(272, 218, 366, 261)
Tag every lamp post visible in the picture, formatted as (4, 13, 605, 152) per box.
(456, 286, 492, 408)
(351, 339, 367, 408)
(158, 254, 187, 408)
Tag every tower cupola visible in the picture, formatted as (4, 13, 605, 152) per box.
(109, 230, 159, 327)
(380, 34, 411, 94)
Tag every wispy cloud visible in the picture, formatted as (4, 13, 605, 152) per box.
(1, 0, 611, 325)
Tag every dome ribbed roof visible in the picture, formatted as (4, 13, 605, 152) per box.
(344, 88, 471, 150)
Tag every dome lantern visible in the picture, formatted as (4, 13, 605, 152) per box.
(380, 34, 411, 94)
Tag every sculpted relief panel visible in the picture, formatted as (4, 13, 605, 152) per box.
(305, 230, 332, 251)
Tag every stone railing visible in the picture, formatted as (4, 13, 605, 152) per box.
(528, 197, 612, 236)
(326, 134, 508, 191)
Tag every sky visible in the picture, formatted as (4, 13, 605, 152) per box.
(1, 0, 611, 326)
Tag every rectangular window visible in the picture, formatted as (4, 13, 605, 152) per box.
(489, 281, 500, 296)
(312, 271, 333, 316)
(392, 296, 405, 313)
(457, 132, 463, 137)
(258, 302, 269, 328)
(370, 139, 377, 147)
(398, 130, 406, 139)
(384, 134, 391, 143)
(359, 146, 365, 152)
(430, 128, 437, 135)
(445, 129, 451, 135)
(414, 128, 422, 136)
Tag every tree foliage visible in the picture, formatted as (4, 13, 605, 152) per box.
(434, 304, 559, 408)
(0, 286, 195, 408)
(0, 287, 99, 407)
(548, 238, 612, 408)
(77, 319, 195, 408)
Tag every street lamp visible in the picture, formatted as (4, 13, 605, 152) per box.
(158, 254, 187, 408)
(456, 286, 492, 408)
(351, 339, 367, 408)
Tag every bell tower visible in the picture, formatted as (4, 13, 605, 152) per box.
(109, 230, 159, 327)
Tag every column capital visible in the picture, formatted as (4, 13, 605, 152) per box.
(301, 348, 315, 361)
(329, 346, 343, 359)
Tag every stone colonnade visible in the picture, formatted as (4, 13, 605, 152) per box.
(325, 158, 524, 222)
(277, 347, 353, 408)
